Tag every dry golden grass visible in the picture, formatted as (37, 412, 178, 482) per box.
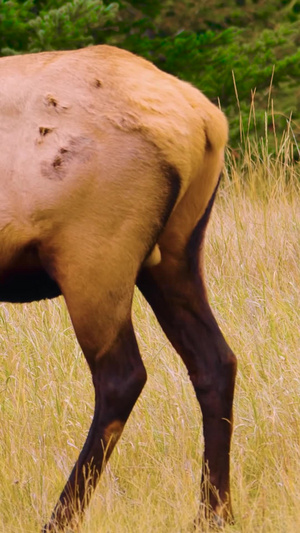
(0, 138, 299, 532)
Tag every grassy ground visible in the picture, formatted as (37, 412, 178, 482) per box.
(0, 141, 299, 532)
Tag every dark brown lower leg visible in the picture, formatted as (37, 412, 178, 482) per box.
(43, 321, 146, 532)
(137, 266, 237, 524)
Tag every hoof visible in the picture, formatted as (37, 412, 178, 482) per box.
(42, 527, 75, 533)
(194, 503, 234, 530)
(41, 520, 76, 533)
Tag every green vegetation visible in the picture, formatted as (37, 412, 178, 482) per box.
(0, 1, 118, 54)
(0, 0, 299, 151)
(0, 125, 299, 531)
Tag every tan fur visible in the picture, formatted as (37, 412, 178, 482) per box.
(0, 45, 227, 275)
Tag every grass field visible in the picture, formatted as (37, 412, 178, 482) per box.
(0, 139, 299, 532)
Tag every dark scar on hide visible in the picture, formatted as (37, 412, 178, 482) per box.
(39, 127, 54, 137)
(41, 136, 95, 181)
(45, 95, 58, 107)
(93, 79, 102, 88)
(44, 94, 69, 112)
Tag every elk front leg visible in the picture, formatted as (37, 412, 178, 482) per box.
(43, 320, 146, 532)
(40, 228, 147, 532)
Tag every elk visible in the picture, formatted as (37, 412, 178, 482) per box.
(0, 45, 237, 531)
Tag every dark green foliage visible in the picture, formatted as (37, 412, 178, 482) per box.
(0, 0, 299, 152)
(0, 0, 34, 54)
(0, 0, 119, 55)
(27, 0, 118, 52)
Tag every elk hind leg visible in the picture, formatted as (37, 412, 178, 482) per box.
(138, 180, 237, 526)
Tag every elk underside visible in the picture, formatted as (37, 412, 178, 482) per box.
(0, 244, 60, 303)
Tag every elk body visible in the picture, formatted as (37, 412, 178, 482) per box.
(0, 45, 237, 531)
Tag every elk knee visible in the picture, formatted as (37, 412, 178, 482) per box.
(93, 349, 147, 424)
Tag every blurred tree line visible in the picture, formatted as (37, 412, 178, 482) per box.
(0, 0, 299, 153)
